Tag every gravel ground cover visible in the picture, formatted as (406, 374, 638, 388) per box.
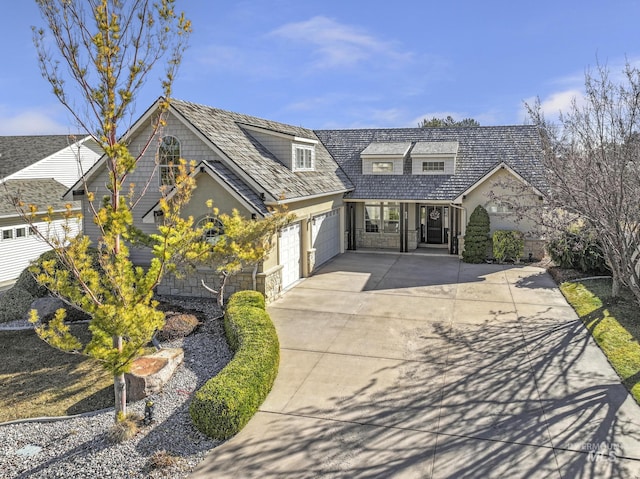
(0, 296, 231, 479)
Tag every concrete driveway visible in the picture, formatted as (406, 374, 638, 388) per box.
(190, 252, 640, 478)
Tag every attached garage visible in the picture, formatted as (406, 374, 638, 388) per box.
(312, 209, 341, 268)
(279, 222, 301, 289)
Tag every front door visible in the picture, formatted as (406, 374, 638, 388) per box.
(426, 206, 443, 244)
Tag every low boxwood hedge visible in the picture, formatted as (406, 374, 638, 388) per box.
(189, 290, 279, 439)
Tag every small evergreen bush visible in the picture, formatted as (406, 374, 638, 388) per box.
(0, 287, 35, 323)
(547, 226, 610, 274)
(492, 230, 524, 263)
(189, 291, 279, 439)
(462, 205, 491, 263)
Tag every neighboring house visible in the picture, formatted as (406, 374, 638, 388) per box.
(0, 135, 102, 284)
(67, 98, 545, 301)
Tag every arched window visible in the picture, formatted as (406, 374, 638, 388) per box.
(196, 216, 225, 245)
(158, 136, 180, 185)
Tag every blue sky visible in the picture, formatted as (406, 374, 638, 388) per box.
(1, 0, 639, 135)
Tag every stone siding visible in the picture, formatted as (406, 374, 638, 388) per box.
(157, 265, 284, 303)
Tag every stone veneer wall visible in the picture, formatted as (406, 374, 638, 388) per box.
(356, 229, 400, 249)
(156, 265, 284, 303)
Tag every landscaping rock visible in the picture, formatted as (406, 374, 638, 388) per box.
(158, 313, 200, 340)
(24, 296, 66, 321)
(125, 348, 184, 402)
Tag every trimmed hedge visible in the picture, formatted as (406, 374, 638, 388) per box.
(189, 291, 279, 439)
(0, 287, 34, 323)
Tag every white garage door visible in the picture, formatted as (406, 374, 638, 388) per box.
(279, 222, 301, 289)
(312, 209, 341, 267)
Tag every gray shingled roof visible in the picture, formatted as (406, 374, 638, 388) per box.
(0, 178, 76, 217)
(314, 126, 545, 201)
(0, 135, 83, 178)
(412, 141, 459, 156)
(204, 161, 270, 215)
(361, 142, 411, 156)
(170, 100, 353, 202)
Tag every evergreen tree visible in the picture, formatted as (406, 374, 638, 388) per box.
(17, 0, 199, 421)
(462, 205, 491, 263)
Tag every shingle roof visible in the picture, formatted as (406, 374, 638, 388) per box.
(170, 100, 353, 202)
(0, 178, 76, 217)
(314, 126, 545, 201)
(0, 135, 84, 178)
(204, 161, 270, 215)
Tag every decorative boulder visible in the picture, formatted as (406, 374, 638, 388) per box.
(125, 348, 184, 401)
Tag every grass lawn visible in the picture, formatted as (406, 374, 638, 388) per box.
(560, 278, 640, 403)
(0, 324, 113, 423)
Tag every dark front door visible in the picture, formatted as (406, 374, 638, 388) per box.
(426, 206, 443, 244)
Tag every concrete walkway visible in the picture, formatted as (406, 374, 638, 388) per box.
(190, 252, 640, 478)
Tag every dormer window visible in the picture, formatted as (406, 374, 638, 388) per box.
(372, 161, 394, 173)
(159, 136, 181, 185)
(293, 145, 314, 171)
(411, 141, 458, 175)
(422, 161, 445, 172)
(361, 142, 410, 175)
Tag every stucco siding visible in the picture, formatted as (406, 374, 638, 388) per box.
(462, 168, 541, 236)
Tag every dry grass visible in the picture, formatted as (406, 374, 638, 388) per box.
(0, 324, 113, 423)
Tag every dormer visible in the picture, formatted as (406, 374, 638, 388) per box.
(360, 142, 411, 175)
(238, 122, 317, 172)
(411, 141, 458, 175)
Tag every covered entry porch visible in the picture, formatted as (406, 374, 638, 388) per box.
(345, 201, 463, 254)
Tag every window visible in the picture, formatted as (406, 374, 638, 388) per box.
(422, 161, 445, 172)
(372, 161, 394, 173)
(365, 202, 400, 233)
(29, 226, 38, 236)
(487, 203, 510, 214)
(2, 230, 13, 240)
(294, 145, 314, 171)
(15, 228, 26, 238)
(196, 216, 224, 245)
(159, 136, 181, 185)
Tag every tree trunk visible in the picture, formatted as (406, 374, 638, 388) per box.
(218, 272, 229, 308)
(113, 335, 126, 419)
(611, 275, 621, 298)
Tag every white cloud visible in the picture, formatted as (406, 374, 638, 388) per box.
(270, 16, 412, 70)
(0, 107, 69, 135)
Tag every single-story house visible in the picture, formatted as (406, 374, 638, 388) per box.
(0, 135, 102, 284)
(68, 98, 545, 301)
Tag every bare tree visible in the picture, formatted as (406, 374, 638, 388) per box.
(515, 62, 640, 302)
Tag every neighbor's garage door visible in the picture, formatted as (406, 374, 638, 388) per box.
(312, 209, 340, 267)
(279, 222, 301, 289)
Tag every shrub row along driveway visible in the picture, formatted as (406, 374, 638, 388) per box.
(190, 252, 640, 478)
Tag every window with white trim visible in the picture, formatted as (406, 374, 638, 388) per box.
(487, 203, 511, 214)
(15, 227, 26, 238)
(372, 161, 394, 173)
(422, 161, 445, 172)
(365, 202, 400, 233)
(196, 216, 225, 245)
(293, 145, 314, 171)
(159, 136, 181, 185)
(2, 230, 13, 240)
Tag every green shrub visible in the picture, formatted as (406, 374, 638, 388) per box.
(462, 205, 491, 263)
(189, 291, 279, 439)
(547, 226, 610, 274)
(0, 287, 35, 323)
(492, 230, 524, 263)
